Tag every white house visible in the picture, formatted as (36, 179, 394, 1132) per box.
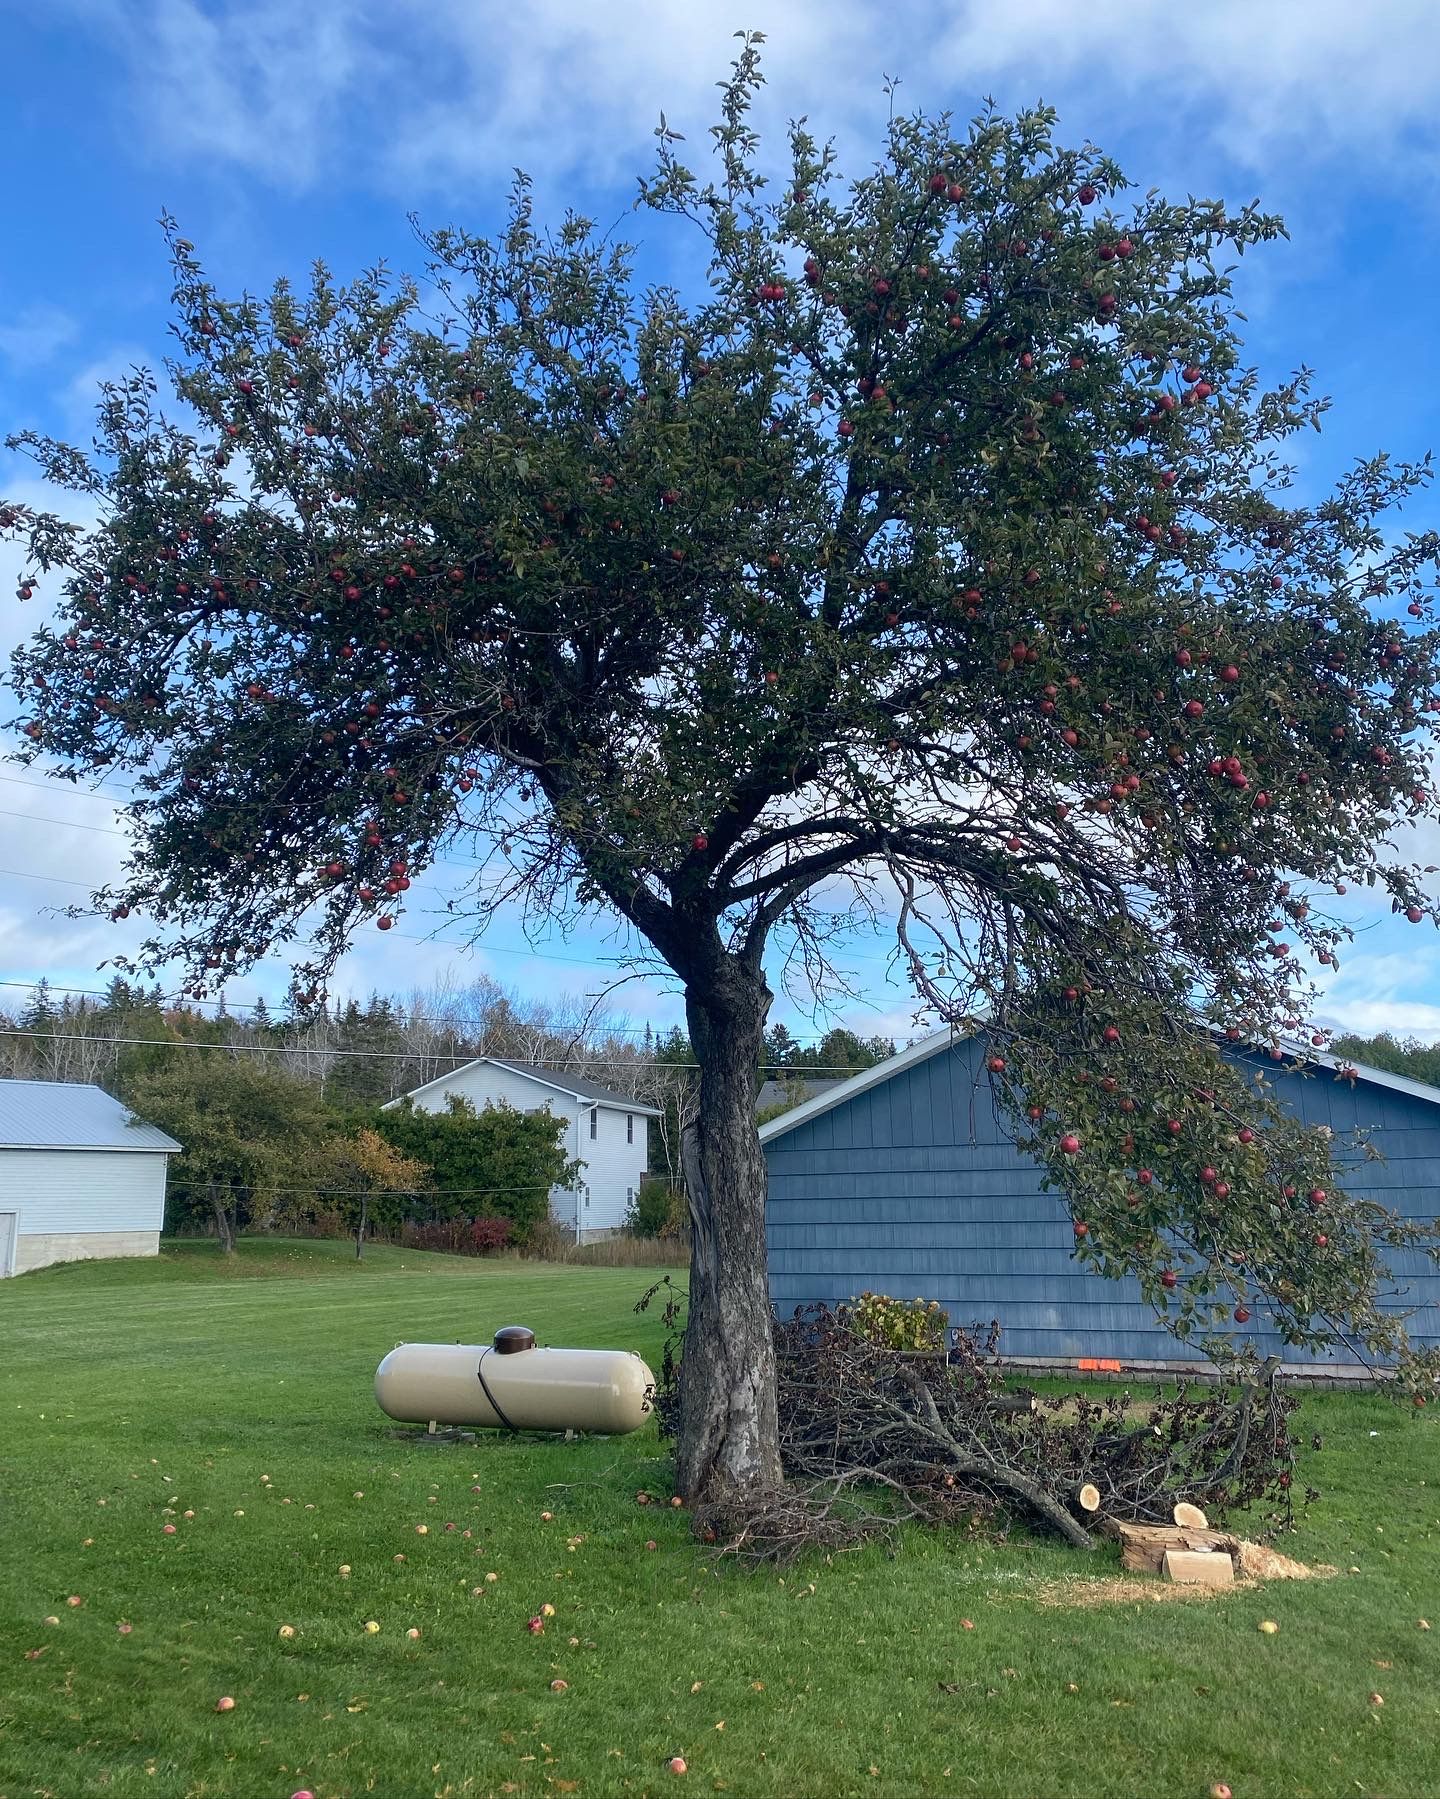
(0, 1079, 182, 1276)
(388, 1058, 660, 1240)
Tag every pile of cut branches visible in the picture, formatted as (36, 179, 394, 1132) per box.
(639, 1284, 1303, 1564)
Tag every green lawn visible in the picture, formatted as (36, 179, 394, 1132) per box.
(1, 1240, 1436, 1799)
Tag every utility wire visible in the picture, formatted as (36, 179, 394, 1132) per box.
(0, 807, 124, 836)
(0, 976, 882, 1049)
(0, 1025, 877, 1074)
(173, 1182, 560, 1197)
(0, 862, 658, 970)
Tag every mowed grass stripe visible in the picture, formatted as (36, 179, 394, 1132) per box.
(1, 1237, 1436, 1799)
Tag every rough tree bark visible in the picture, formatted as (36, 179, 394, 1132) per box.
(675, 956, 782, 1499)
(355, 1192, 368, 1261)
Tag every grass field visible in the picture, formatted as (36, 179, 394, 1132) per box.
(1, 1239, 1437, 1799)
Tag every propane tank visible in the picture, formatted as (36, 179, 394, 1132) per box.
(374, 1325, 655, 1435)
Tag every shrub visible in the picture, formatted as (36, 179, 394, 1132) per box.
(469, 1215, 512, 1254)
(374, 1095, 577, 1240)
(626, 1177, 688, 1239)
(521, 1217, 574, 1261)
(523, 1218, 689, 1267)
(403, 1215, 512, 1257)
(849, 1291, 949, 1353)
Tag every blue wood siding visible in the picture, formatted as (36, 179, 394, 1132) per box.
(765, 1037, 1440, 1365)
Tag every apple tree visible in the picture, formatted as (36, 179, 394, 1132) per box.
(7, 42, 1440, 1499)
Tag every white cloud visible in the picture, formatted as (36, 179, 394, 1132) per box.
(1312, 948, 1440, 1040)
(0, 772, 140, 1008)
(0, 470, 103, 648)
(929, 1, 1440, 175)
(0, 306, 79, 369)
(60, 347, 159, 437)
(70, 0, 1440, 204)
(1316, 995, 1440, 1040)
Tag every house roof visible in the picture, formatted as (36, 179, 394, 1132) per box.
(757, 1027, 1440, 1145)
(389, 1057, 662, 1116)
(0, 1079, 182, 1153)
(759, 1031, 958, 1144)
(757, 1076, 847, 1114)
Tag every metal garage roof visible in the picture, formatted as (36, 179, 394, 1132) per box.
(0, 1079, 182, 1153)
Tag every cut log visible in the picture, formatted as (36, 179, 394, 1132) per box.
(1108, 1519, 1240, 1575)
(1077, 1483, 1102, 1514)
(1173, 1501, 1210, 1530)
(1163, 1547, 1235, 1587)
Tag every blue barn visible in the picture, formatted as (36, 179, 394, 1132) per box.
(761, 1031, 1440, 1371)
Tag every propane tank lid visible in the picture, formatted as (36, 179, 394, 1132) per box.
(493, 1324, 536, 1354)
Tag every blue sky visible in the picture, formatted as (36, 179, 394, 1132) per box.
(5, 0, 1440, 1049)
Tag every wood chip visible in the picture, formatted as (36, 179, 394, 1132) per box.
(1233, 1540, 1320, 1581)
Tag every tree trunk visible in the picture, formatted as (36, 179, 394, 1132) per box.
(675, 964, 782, 1500)
(209, 1179, 234, 1255)
(356, 1193, 368, 1261)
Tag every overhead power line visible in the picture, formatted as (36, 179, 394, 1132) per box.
(0, 771, 126, 801)
(175, 1182, 559, 1197)
(0, 976, 886, 1048)
(0, 861, 658, 971)
(0, 806, 125, 836)
(0, 1026, 872, 1074)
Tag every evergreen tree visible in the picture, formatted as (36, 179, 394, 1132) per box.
(20, 979, 54, 1033)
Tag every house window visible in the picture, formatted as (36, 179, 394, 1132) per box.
(589, 1107, 598, 1140)
(584, 1186, 591, 1209)
(626, 1113, 634, 1144)
(626, 1186, 635, 1206)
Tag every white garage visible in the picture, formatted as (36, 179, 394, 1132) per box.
(0, 1079, 181, 1276)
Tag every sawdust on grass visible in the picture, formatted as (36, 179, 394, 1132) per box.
(1026, 1555, 1336, 1610)
(1026, 1574, 1251, 1609)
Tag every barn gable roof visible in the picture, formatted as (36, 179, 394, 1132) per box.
(0, 1079, 182, 1153)
(388, 1057, 661, 1116)
(756, 1027, 1440, 1146)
